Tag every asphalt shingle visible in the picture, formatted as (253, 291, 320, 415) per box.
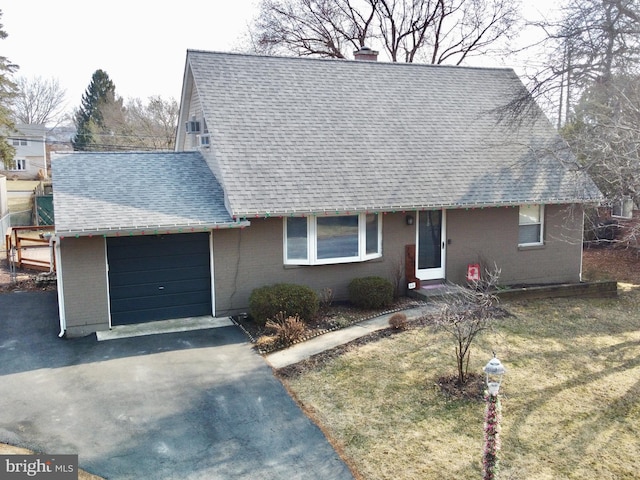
(187, 50, 602, 217)
(52, 151, 236, 235)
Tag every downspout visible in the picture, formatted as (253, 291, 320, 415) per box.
(51, 235, 66, 337)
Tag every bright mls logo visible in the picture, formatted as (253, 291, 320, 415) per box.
(1, 455, 78, 479)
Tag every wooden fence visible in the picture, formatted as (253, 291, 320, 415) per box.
(5, 225, 55, 272)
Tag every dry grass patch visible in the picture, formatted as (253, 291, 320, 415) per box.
(282, 285, 640, 479)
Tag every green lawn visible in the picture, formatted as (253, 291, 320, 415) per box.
(281, 282, 640, 479)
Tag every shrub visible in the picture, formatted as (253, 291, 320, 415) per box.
(388, 312, 408, 330)
(348, 276, 394, 309)
(249, 283, 319, 325)
(265, 312, 307, 347)
(255, 334, 278, 352)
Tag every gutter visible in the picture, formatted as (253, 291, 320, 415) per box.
(55, 220, 250, 239)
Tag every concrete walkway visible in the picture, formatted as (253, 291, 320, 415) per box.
(265, 305, 435, 369)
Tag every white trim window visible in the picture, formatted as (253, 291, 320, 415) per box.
(612, 197, 634, 219)
(8, 158, 26, 171)
(12, 138, 27, 146)
(284, 213, 382, 265)
(518, 204, 544, 246)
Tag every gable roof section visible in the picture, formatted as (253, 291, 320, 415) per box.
(186, 50, 602, 218)
(52, 151, 242, 237)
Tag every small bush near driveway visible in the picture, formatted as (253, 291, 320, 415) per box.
(249, 283, 319, 325)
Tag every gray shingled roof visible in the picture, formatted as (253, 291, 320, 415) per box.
(52, 151, 240, 236)
(187, 50, 602, 217)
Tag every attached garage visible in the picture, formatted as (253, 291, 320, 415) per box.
(107, 233, 212, 325)
(52, 151, 248, 337)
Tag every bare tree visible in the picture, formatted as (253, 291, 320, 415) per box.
(250, 0, 520, 64)
(11, 76, 67, 127)
(563, 75, 640, 244)
(506, 0, 640, 127)
(433, 264, 501, 385)
(254, 0, 374, 57)
(125, 96, 179, 150)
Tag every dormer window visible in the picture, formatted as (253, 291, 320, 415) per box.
(185, 120, 200, 134)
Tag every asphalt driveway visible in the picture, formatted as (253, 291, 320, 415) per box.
(0, 292, 353, 480)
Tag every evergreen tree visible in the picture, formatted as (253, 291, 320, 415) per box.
(72, 69, 116, 151)
(0, 10, 19, 168)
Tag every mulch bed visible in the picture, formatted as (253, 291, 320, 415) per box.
(0, 261, 56, 293)
(234, 297, 428, 354)
(582, 245, 640, 283)
(436, 373, 486, 401)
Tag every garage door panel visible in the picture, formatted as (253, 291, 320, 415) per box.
(109, 278, 210, 299)
(111, 302, 213, 324)
(111, 290, 211, 313)
(107, 233, 212, 325)
(108, 252, 210, 273)
(108, 265, 211, 285)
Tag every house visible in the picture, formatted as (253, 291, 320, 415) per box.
(1, 124, 47, 179)
(589, 198, 639, 247)
(51, 50, 602, 337)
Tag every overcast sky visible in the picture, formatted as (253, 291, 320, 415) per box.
(3, 0, 258, 110)
(3, 0, 561, 116)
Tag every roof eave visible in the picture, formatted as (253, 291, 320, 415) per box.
(231, 197, 603, 218)
(55, 220, 251, 238)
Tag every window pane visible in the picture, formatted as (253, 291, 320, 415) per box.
(519, 205, 540, 225)
(519, 224, 540, 244)
(365, 213, 379, 255)
(286, 217, 308, 260)
(317, 216, 358, 259)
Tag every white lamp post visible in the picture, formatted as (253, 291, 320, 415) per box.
(483, 355, 506, 396)
(482, 354, 505, 480)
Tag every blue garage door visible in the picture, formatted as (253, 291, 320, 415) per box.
(107, 233, 212, 325)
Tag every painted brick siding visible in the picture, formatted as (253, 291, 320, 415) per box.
(446, 204, 584, 285)
(212, 213, 413, 315)
(59, 236, 110, 336)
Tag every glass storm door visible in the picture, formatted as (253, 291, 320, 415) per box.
(416, 210, 445, 280)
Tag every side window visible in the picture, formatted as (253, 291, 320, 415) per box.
(519, 205, 544, 246)
(8, 158, 26, 171)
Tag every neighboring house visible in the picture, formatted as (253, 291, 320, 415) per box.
(1, 124, 47, 180)
(52, 50, 602, 337)
(590, 198, 639, 247)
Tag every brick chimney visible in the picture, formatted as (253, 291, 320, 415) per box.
(354, 46, 378, 61)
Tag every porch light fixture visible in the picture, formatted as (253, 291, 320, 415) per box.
(406, 215, 414, 226)
(483, 355, 506, 396)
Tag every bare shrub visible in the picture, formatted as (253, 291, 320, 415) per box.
(255, 335, 278, 351)
(388, 312, 408, 330)
(434, 264, 501, 385)
(265, 312, 307, 347)
(319, 287, 334, 311)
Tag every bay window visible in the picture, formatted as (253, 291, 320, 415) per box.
(284, 213, 382, 265)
